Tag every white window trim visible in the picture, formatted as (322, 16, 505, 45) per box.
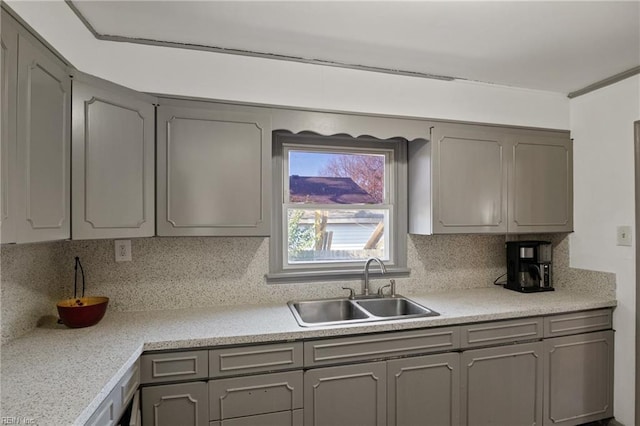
(267, 131, 409, 283)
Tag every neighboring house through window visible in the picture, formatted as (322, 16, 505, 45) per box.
(268, 131, 408, 282)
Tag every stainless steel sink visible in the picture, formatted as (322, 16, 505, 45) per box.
(355, 297, 438, 318)
(289, 299, 370, 326)
(288, 296, 438, 327)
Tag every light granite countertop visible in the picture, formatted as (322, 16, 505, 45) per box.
(0, 287, 616, 425)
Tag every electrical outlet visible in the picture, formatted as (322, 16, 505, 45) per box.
(115, 240, 132, 262)
(616, 226, 632, 247)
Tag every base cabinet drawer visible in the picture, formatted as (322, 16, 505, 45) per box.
(142, 381, 208, 426)
(209, 409, 302, 426)
(543, 330, 614, 426)
(141, 350, 208, 384)
(460, 317, 543, 348)
(305, 327, 460, 366)
(209, 371, 303, 420)
(544, 309, 613, 338)
(210, 342, 303, 377)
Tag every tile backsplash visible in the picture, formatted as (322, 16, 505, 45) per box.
(1, 233, 615, 343)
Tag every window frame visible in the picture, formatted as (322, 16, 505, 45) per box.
(268, 131, 409, 283)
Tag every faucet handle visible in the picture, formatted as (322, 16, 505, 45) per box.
(377, 284, 391, 297)
(342, 287, 356, 300)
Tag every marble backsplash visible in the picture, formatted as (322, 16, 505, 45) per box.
(1, 233, 615, 343)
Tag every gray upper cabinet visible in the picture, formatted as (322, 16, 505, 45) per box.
(1, 11, 70, 243)
(409, 123, 572, 234)
(71, 73, 156, 239)
(509, 134, 573, 233)
(156, 99, 271, 236)
(0, 12, 17, 244)
(410, 125, 508, 234)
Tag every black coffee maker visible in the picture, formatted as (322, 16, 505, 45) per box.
(505, 240, 554, 293)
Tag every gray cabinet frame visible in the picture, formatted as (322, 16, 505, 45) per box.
(409, 123, 573, 234)
(156, 98, 271, 236)
(543, 330, 614, 426)
(71, 72, 156, 239)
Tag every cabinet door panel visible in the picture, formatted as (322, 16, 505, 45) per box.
(0, 13, 17, 243)
(142, 381, 208, 426)
(157, 102, 270, 236)
(209, 371, 302, 420)
(304, 361, 386, 426)
(461, 342, 543, 426)
(431, 126, 507, 234)
(16, 33, 70, 242)
(510, 136, 573, 233)
(387, 352, 460, 426)
(543, 331, 613, 426)
(72, 78, 155, 239)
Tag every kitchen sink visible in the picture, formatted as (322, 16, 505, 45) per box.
(289, 299, 370, 326)
(354, 297, 437, 318)
(288, 296, 439, 327)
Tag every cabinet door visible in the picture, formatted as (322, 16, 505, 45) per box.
(430, 125, 508, 234)
(543, 331, 613, 426)
(142, 381, 208, 426)
(156, 101, 271, 236)
(461, 341, 543, 426)
(304, 361, 386, 426)
(210, 409, 302, 426)
(15, 32, 70, 243)
(387, 352, 460, 426)
(0, 12, 17, 243)
(209, 371, 302, 421)
(71, 76, 155, 239)
(509, 135, 573, 233)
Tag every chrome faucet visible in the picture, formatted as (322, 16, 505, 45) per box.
(363, 257, 387, 296)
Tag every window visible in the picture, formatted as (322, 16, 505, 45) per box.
(269, 132, 408, 282)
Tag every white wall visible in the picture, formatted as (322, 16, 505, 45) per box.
(570, 75, 639, 426)
(5, 0, 570, 130)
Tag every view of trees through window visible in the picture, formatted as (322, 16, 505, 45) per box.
(286, 149, 389, 264)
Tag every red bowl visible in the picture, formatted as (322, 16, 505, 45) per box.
(57, 297, 109, 328)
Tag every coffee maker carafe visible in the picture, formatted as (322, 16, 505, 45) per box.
(505, 241, 553, 293)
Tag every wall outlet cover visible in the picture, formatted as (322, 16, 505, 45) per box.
(616, 226, 632, 247)
(115, 240, 132, 262)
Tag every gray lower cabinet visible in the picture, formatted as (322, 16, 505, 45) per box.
(304, 361, 387, 426)
(141, 381, 209, 426)
(156, 98, 271, 236)
(209, 371, 303, 423)
(71, 72, 156, 239)
(543, 330, 614, 426)
(134, 310, 613, 426)
(461, 341, 544, 426)
(209, 409, 303, 426)
(387, 352, 460, 426)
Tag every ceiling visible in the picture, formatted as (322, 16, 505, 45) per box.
(68, 1, 640, 94)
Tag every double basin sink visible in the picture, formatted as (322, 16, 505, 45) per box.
(288, 296, 439, 327)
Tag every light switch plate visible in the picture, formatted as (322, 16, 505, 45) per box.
(616, 226, 632, 246)
(115, 240, 132, 261)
